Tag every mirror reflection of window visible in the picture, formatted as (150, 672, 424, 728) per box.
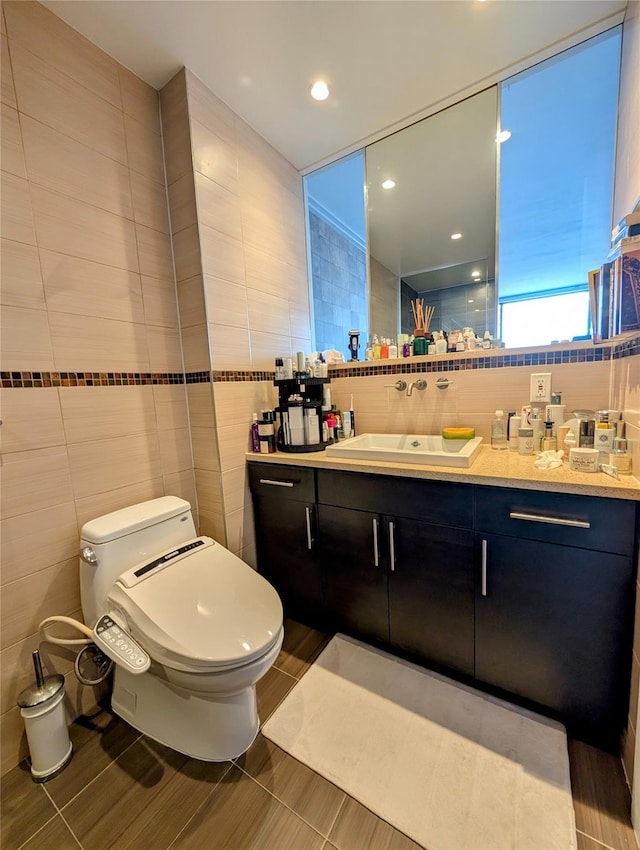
(498, 26, 622, 347)
(304, 152, 367, 356)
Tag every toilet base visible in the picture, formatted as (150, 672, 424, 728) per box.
(112, 667, 259, 761)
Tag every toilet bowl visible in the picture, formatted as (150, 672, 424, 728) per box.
(79, 497, 284, 761)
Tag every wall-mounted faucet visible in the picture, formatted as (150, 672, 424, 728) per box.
(385, 380, 407, 392)
(406, 379, 427, 397)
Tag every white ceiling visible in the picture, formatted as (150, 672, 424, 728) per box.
(42, 0, 627, 174)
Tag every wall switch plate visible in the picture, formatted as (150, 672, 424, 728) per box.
(530, 372, 552, 403)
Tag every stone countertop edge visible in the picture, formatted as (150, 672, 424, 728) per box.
(246, 445, 640, 501)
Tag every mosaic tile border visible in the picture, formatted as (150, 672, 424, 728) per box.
(3, 336, 639, 388)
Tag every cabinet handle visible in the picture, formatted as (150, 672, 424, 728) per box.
(389, 521, 396, 572)
(305, 506, 313, 550)
(372, 518, 380, 566)
(509, 511, 590, 529)
(481, 539, 488, 597)
(259, 479, 294, 488)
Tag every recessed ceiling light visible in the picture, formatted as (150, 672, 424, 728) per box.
(468, 299, 474, 303)
(381, 179, 396, 190)
(310, 80, 330, 101)
(496, 129, 512, 143)
(451, 232, 462, 240)
(471, 270, 481, 278)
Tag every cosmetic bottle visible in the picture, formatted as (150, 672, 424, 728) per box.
(435, 333, 447, 354)
(274, 358, 285, 380)
(530, 408, 544, 451)
(380, 338, 389, 359)
(373, 335, 381, 360)
(250, 413, 260, 452)
(490, 410, 508, 450)
(611, 436, 632, 474)
(365, 341, 374, 360)
(540, 421, 557, 452)
(509, 414, 521, 451)
(388, 339, 398, 359)
(518, 426, 534, 455)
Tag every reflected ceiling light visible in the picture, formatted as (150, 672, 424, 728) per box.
(468, 299, 474, 303)
(381, 179, 396, 189)
(451, 232, 462, 240)
(310, 80, 330, 101)
(471, 270, 481, 278)
(496, 129, 512, 143)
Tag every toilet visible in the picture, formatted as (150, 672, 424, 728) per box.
(79, 496, 284, 761)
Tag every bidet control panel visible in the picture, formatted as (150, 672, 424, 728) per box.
(93, 615, 150, 675)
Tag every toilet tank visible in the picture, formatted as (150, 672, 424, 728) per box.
(80, 497, 196, 627)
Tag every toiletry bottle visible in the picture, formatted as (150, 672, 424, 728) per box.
(611, 437, 632, 474)
(509, 414, 521, 451)
(373, 335, 381, 360)
(491, 410, 508, 450)
(540, 421, 557, 452)
(365, 340, 373, 361)
(250, 413, 260, 452)
(518, 426, 534, 455)
(435, 333, 447, 354)
(381, 338, 389, 359)
(388, 339, 398, 358)
(275, 357, 285, 380)
(530, 408, 544, 451)
(483, 331, 492, 349)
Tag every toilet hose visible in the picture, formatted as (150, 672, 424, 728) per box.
(39, 616, 114, 686)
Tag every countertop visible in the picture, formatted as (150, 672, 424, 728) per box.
(247, 445, 640, 501)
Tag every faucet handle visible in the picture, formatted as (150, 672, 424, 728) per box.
(385, 380, 407, 391)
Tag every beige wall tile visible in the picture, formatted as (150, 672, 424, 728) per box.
(1, 706, 29, 777)
(146, 325, 183, 372)
(213, 380, 277, 428)
(31, 184, 138, 272)
(203, 276, 248, 328)
(224, 504, 255, 557)
(289, 301, 312, 341)
(172, 223, 202, 282)
(181, 323, 210, 372)
(199, 223, 245, 285)
(1, 557, 80, 649)
(0, 305, 54, 371)
(250, 330, 292, 369)
(178, 275, 207, 328)
(4, 0, 121, 108)
(198, 508, 226, 545)
(119, 66, 160, 133)
(191, 118, 238, 193)
(243, 242, 294, 300)
(40, 250, 144, 323)
(10, 41, 127, 164)
(153, 384, 189, 431)
(241, 540, 257, 570)
(124, 112, 165, 185)
(187, 381, 215, 428)
(1, 102, 25, 178)
(135, 223, 174, 281)
(221, 465, 250, 515)
(157, 427, 193, 475)
(194, 468, 223, 514)
(141, 275, 179, 328)
(247, 287, 291, 337)
(59, 385, 156, 444)
(167, 171, 197, 235)
(194, 171, 242, 241)
(67, 432, 162, 500)
(159, 70, 192, 187)
(208, 323, 251, 370)
(48, 312, 149, 372)
(0, 239, 45, 309)
(21, 114, 133, 218)
(1, 34, 17, 108)
(186, 70, 235, 147)
(191, 426, 221, 472)
(217, 421, 252, 472)
(1, 501, 78, 586)
(130, 170, 170, 234)
(163, 469, 198, 512)
(0, 387, 64, 453)
(74, 477, 165, 530)
(0, 445, 73, 520)
(1, 172, 36, 245)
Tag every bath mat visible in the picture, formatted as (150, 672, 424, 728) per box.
(263, 635, 576, 850)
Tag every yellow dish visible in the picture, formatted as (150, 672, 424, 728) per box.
(442, 427, 475, 440)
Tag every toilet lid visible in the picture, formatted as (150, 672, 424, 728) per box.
(107, 537, 283, 671)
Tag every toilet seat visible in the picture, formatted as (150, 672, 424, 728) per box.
(107, 537, 283, 674)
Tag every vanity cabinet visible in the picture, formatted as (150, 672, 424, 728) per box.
(248, 463, 322, 626)
(475, 488, 636, 742)
(316, 470, 475, 676)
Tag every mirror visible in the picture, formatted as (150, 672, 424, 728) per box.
(305, 27, 622, 355)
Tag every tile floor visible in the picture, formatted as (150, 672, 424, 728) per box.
(1, 619, 638, 850)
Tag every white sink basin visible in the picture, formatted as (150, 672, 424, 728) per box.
(325, 433, 483, 468)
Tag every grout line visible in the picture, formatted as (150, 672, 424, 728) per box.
(15, 812, 60, 850)
(57, 809, 85, 849)
(165, 760, 234, 850)
(272, 662, 307, 682)
(324, 793, 347, 845)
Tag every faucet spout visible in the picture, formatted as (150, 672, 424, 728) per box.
(406, 379, 427, 397)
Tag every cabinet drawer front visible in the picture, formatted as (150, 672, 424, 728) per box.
(317, 469, 473, 528)
(248, 463, 315, 502)
(475, 486, 636, 554)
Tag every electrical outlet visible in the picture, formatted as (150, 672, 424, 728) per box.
(530, 372, 552, 403)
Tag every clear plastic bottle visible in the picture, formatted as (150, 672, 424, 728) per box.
(491, 410, 508, 450)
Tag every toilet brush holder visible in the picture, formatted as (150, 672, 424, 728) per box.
(17, 650, 72, 782)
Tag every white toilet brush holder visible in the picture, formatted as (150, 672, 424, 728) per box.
(18, 650, 73, 782)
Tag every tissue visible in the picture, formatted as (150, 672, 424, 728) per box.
(534, 450, 564, 470)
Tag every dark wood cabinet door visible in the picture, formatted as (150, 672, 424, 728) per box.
(388, 517, 475, 676)
(317, 504, 389, 644)
(252, 497, 322, 626)
(475, 533, 635, 741)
